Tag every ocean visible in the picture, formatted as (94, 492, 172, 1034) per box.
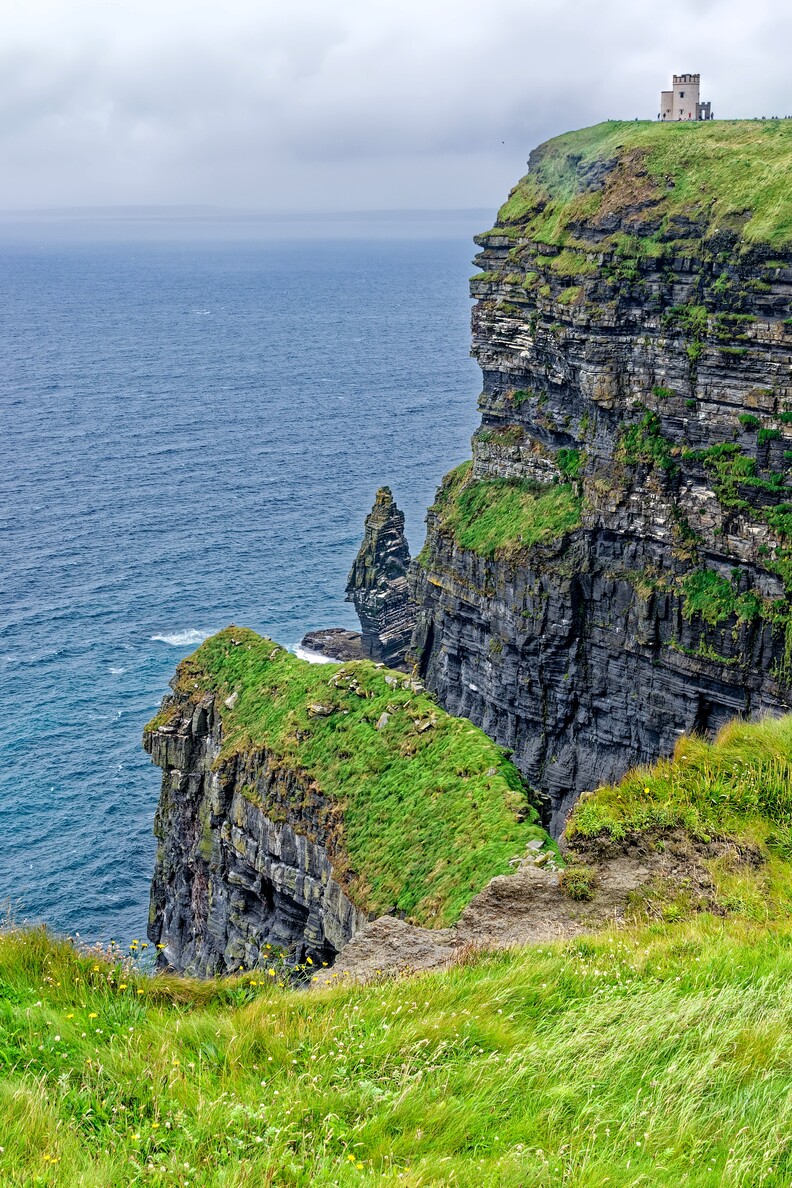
(0, 232, 480, 943)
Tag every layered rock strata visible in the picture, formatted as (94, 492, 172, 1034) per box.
(146, 695, 365, 976)
(404, 122, 792, 831)
(346, 487, 414, 668)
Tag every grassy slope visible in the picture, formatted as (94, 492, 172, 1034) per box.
(493, 118, 792, 247)
(569, 714, 792, 846)
(568, 714, 792, 921)
(152, 628, 549, 927)
(6, 721, 792, 1183)
(422, 460, 582, 561)
(4, 918, 792, 1186)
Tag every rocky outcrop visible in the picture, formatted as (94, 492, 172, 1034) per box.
(298, 628, 365, 662)
(346, 487, 414, 668)
(404, 124, 792, 831)
(144, 627, 549, 976)
(145, 695, 366, 976)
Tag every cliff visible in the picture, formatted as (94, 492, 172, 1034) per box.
(393, 121, 792, 831)
(144, 627, 549, 975)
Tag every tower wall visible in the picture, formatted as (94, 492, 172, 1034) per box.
(673, 73, 700, 120)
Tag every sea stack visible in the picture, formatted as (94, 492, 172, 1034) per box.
(345, 486, 415, 669)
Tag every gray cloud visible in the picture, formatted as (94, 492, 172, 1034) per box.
(1, 0, 790, 211)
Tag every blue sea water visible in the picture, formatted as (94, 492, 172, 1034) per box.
(0, 235, 479, 944)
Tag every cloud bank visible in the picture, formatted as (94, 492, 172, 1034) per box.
(1, 0, 790, 210)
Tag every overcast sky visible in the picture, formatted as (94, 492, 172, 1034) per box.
(2, 0, 790, 213)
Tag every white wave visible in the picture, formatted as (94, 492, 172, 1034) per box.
(109, 666, 127, 675)
(294, 645, 337, 665)
(150, 629, 210, 647)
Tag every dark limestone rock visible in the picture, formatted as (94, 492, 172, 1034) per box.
(299, 628, 365, 662)
(145, 694, 366, 976)
(398, 135, 792, 833)
(345, 487, 414, 669)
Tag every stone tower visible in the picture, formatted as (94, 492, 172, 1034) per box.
(660, 73, 712, 121)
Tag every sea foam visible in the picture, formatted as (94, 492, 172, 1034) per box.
(294, 645, 337, 665)
(150, 630, 210, 648)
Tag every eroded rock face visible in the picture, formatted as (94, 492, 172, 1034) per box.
(408, 134, 792, 832)
(346, 487, 414, 669)
(145, 696, 366, 976)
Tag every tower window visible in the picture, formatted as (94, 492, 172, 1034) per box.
(679, 91, 685, 97)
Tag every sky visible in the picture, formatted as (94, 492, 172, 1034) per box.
(1, 0, 791, 214)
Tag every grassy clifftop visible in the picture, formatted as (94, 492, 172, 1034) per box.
(419, 460, 582, 562)
(492, 119, 792, 248)
(148, 627, 550, 927)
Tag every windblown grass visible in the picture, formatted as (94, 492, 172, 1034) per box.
(4, 920, 792, 1184)
(150, 628, 550, 927)
(568, 713, 792, 848)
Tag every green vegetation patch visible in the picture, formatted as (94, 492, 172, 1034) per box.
(151, 627, 548, 928)
(431, 461, 582, 560)
(568, 714, 792, 848)
(680, 568, 761, 626)
(617, 409, 675, 471)
(489, 119, 792, 248)
(8, 916, 792, 1183)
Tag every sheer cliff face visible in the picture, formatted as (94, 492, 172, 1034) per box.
(146, 696, 364, 976)
(410, 123, 792, 831)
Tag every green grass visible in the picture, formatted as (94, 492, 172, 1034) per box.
(680, 568, 761, 626)
(489, 119, 792, 248)
(568, 713, 792, 851)
(430, 461, 582, 559)
(151, 628, 549, 928)
(7, 917, 792, 1185)
(617, 409, 675, 471)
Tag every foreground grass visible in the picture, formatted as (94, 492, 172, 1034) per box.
(149, 629, 550, 926)
(494, 118, 792, 248)
(427, 461, 582, 560)
(3, 921, 792, 1185)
